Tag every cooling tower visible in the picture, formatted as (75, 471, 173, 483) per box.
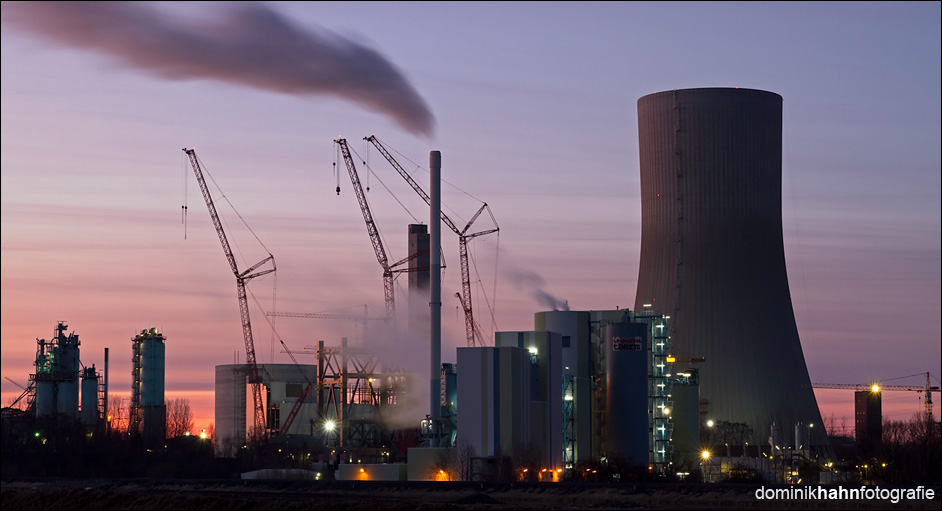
(633, 88, 825, 446)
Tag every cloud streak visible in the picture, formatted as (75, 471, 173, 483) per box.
(2, 2, 435, 137)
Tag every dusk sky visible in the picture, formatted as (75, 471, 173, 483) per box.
(2, 2, 939, 434)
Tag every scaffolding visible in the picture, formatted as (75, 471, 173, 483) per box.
(315, 339, 410, 462)
(562, 374, 575, 472)
(635, 310, 674, 475)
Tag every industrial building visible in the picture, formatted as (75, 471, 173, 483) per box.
(23, 323, 171, 443)
(453, 308, 677, 479)
(30, 322, 105, 428)
(855, 389, 882, 455)
(633, 87, 826, 447)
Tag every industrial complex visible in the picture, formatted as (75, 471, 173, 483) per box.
(3, 88, 939, 485)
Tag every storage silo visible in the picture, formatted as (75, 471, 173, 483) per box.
(131, 328, 166, 444)
(633, 88, 825, 446)
(34, 379, 56, 417)
(55, 333, 81, 417)
(605, 321, 648, 468)
(81, 366, 100, 427)
(34, 340, 55, 417)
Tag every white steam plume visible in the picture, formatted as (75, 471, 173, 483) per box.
(1, 2, 435, 137)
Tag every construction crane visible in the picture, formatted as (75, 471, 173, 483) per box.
(811, 372, 939, 422)
(334, 138, 419, 324)
(365, 134, 500, 346)
(278, 340, 313, 436)
(183, 148, 275, 437)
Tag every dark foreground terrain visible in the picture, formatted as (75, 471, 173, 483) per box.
(2, 479, 940, 510)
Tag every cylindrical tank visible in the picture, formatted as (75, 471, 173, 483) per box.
(55, 328, 81, 417)
(140, 330, 165, 407)
(57, 379, 79, 417)
(605, 321, 648, 468)
(35, 379, 55, 417)
(633, 88, 825, 446)
(81, 366, 99, 426)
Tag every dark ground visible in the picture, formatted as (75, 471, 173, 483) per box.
(2, 479, 940, 510)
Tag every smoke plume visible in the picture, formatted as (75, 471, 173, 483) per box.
(2, 2, 435, 137)
(508, 268, 570, 312)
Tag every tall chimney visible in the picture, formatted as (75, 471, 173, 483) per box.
(104, 347, 109, 430)
(429, 150, 442, 422)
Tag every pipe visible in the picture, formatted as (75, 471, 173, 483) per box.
(103, 347, 109, 430)
(429, 150, 442, 424)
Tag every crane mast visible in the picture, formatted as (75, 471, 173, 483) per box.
(183, 148, 274, 437)
(365, 135, 499, 346)
(335, 138, 397, 323)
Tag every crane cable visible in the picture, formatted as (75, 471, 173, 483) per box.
(194, 152, 274, 258)
(182, 152, 188, 239)
(350, 145, 419, 225)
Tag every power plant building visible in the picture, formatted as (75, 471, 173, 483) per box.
(534, 309, 631, 464)
(493, 330, 564, 470)
(633, 87, 825, 446)
(456, 346, 532, 461)
(456, 309, 676, 476)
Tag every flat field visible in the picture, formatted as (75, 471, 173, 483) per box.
(2, 479, 940, 510)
